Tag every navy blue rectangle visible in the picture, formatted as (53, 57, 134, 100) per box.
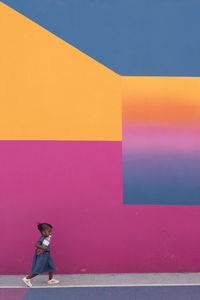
(123, 153, 200, 205)
(22, 286, 200, 300)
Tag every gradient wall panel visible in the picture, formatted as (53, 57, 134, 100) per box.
(122, 77, 200, 205)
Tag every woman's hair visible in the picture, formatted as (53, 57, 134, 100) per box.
(37, 222, 53, 232)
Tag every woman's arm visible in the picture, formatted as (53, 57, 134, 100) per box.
(35, 242, 47, 250)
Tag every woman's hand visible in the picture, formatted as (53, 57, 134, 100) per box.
(35, 242, 48, 251)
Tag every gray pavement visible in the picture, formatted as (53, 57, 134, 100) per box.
(1, 273, 200, 288)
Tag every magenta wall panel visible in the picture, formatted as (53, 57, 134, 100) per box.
(1, 141, 200, 274)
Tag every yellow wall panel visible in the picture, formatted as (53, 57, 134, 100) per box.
(0, 2, 121, 141)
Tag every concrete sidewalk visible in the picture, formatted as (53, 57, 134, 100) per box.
(1, 273, 200, 288)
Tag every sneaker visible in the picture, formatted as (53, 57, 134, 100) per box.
(22, 277, 32, 287)
(48, 279, 60, 285)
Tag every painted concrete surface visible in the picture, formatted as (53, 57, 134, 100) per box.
(1, 273, 200, 288)
(1, 274, 200, 300)
(1, 286, 200, 300)
(0, 289, 27, 300)
(21, 286, 200, 300)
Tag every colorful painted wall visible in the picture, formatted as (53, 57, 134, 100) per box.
(1, 0, 200, 274)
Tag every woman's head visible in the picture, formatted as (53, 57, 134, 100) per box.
(37, 223, 53, 237)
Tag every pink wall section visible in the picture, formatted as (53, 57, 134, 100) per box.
(1, 141, 200, 274)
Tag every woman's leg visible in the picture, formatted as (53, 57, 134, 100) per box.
(27, 274, 38, 279)
(49, 272, 54, 280)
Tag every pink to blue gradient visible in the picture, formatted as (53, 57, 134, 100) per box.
(123, 120, 200, 205)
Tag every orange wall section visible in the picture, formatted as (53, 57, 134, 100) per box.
(0, 2, 122, 141)
(122, 76, 200, 127)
